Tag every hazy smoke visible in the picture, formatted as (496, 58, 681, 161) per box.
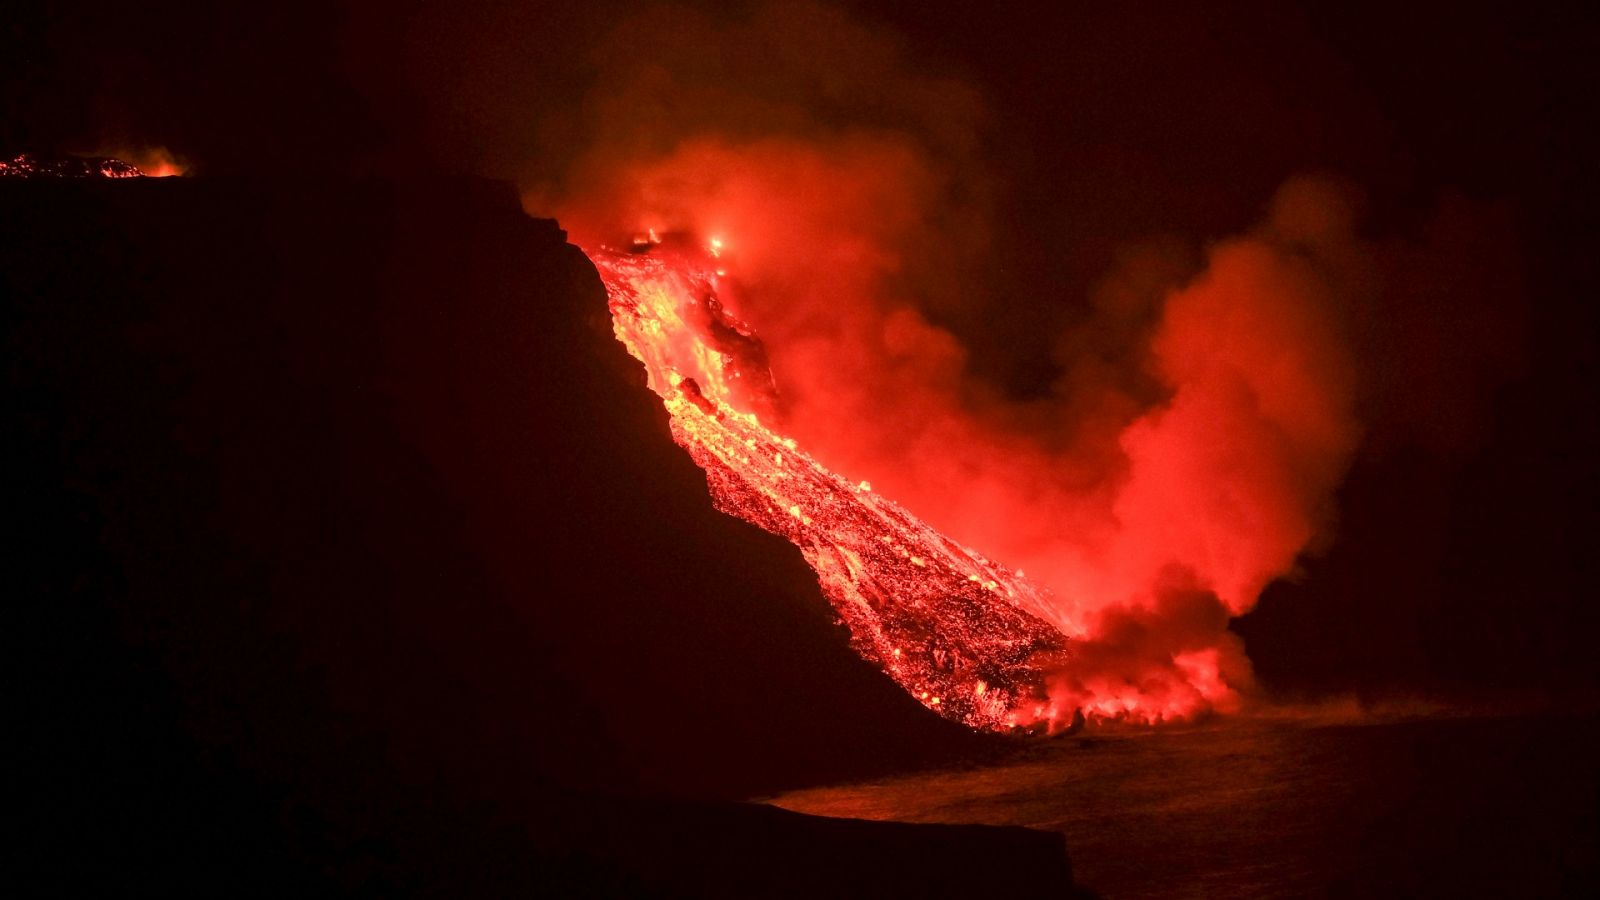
(99, 145, 187, 177)
(536, 1, 1518, 719)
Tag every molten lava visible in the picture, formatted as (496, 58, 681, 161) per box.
(594, 235, 1073, 732)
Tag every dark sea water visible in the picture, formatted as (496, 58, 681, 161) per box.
(768, 712, 1599, 899)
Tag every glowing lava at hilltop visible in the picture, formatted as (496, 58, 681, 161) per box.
(1, 153, 145, 178)
(0, 152, 184, 179)
(594, 235, 1072, 732)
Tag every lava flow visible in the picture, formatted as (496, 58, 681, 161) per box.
(594, 233, 1073, 732)
(0, 152, 184, 179)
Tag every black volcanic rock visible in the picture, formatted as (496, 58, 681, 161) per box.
(3, 177, 1063, 894)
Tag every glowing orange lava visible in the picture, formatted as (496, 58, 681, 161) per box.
(593, 234, 1074, 732)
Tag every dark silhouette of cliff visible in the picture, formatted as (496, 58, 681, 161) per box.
(4, 177, 1073, 896)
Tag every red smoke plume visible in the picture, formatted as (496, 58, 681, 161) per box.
(556, 135, 1364, 720)
(541, 3, 1381, 722)
(112, 146, 186, 177)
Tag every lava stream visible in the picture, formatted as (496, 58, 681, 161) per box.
(592, 235, 1073, 732)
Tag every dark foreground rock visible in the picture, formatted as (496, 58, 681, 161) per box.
(4, 177, 1073, 895)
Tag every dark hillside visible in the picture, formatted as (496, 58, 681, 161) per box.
(4, 178, 1066, 895)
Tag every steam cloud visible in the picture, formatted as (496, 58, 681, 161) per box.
(534, 1, 1520, 720)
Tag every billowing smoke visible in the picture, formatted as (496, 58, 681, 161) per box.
(535, 1, 1497, 720)
(105, 146, 186, 177)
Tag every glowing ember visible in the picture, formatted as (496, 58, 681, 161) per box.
(0, 153, 145, 179)
(593, 235, 1072, 732)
